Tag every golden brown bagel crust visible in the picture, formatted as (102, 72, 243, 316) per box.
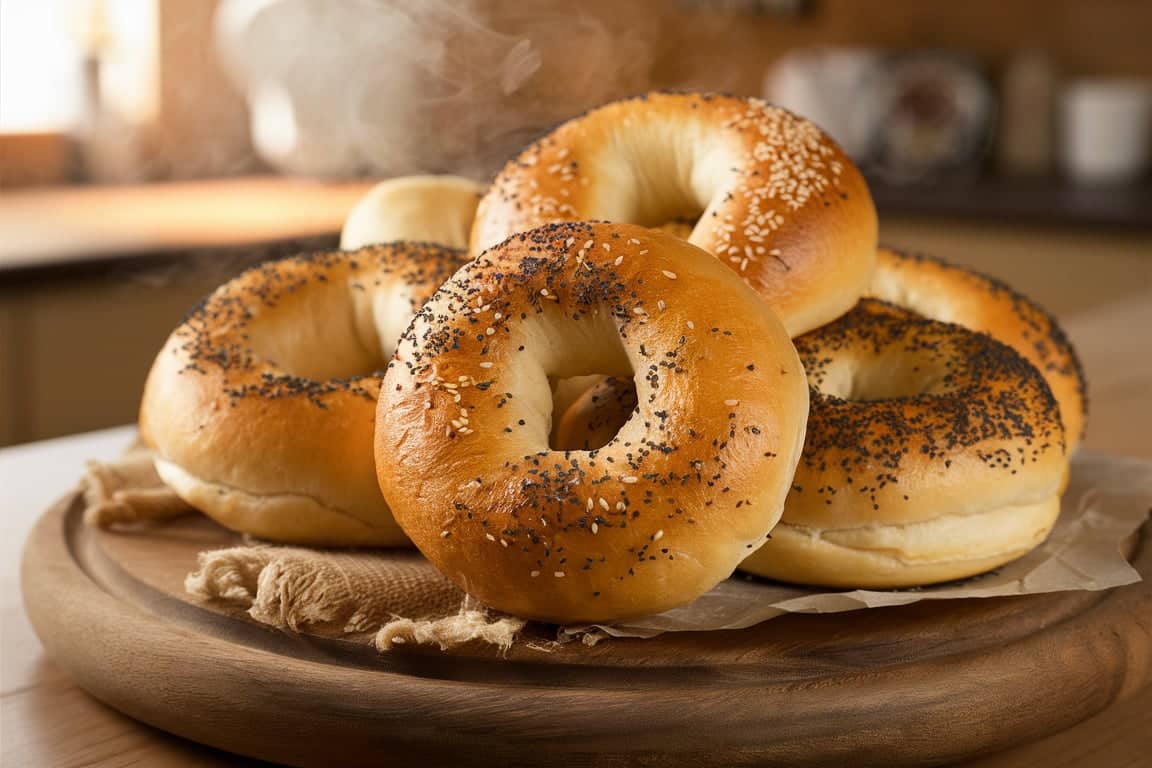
(471, 91, 878, 337)
(140, 244, 466, 546)
(376, 222, 809, 623)
(869, 247, 1088, 449)
(739, 300, 1068, 587)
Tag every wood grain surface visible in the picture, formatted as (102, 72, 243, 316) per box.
(20, 488, 1152, 768)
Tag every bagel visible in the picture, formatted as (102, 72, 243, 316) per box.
(743, 300, 1068, 587)
(140, 243, 466, 546)
(869, 247, 1087, 449)
(375, 222, 809, 623)
(341, 175, 486, 250)
(556, 301, 1068, 588)
(471, 91, 878, 337)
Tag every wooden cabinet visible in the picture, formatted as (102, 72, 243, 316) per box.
(1, 262, 237, 445)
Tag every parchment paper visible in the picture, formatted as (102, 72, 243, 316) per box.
(572, 453, 1151, 640)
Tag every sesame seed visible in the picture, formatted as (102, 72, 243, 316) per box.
(653, 530, 664, 541)
(687, 321, 696, 330)
(622, 476, 639, 484)
(613, 255, 624, 266)
(591, 522, 599, 534)
(485, 533, 496, 542)
(440, 530, 450, 538)
(500, 539, 509, 547)
(479, 361, 494, 368)
(554, 571, 566, 578)
(724, 399, 740, 406)
(662, 270, 678, 280)
(540, 288, 549, 296)
(586, 498, 594, 511)
(486, 327, 496, 336)
(530, 570, 541, 578)
(657, 299, 666, 311)
(598, 497, 609, 510)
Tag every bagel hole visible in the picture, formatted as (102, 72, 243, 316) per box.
(656, 218, 699, 240)
(517, 303, 633, 451)
(243, 280, 391, 380)
(549, 374, 638, 451)
(822, 351, 953, 402)
(592, 129, 721, 237)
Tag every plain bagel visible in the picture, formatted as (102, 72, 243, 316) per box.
(140, 244, 466, 546)
(341, 175, 486, 250)
(869, 247, 1088, 449)
(471, 91, 878, 337)
(375, 222, 810, 623)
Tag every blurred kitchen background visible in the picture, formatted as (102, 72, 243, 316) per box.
(1, 0, 1150, 448)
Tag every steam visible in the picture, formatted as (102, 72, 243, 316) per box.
(216, 0, 658, 179)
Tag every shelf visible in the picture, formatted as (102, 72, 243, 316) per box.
(869, 176, 1152, 230)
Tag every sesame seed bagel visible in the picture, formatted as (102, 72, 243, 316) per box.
(741, 300, 1069, 587)
(470, 91, 878, 337)
(555, 300, 1069, 588)
(375, 222, 809, 623)
(140, 244, 467, 546)
(341, 175, 486, 250)
(869, 247, 1088, 449)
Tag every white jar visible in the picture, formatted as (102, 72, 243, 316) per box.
(1060, 79, 1152, 184)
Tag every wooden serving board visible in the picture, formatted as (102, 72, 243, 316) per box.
(21, 491, 1152, 768)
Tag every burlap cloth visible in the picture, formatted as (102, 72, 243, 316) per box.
(81, 443, 526, 652)
(81, 443, 1150, 652)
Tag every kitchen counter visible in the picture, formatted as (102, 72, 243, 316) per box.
(0, 177, 375, 274)
(3, 293, 1151, 767)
